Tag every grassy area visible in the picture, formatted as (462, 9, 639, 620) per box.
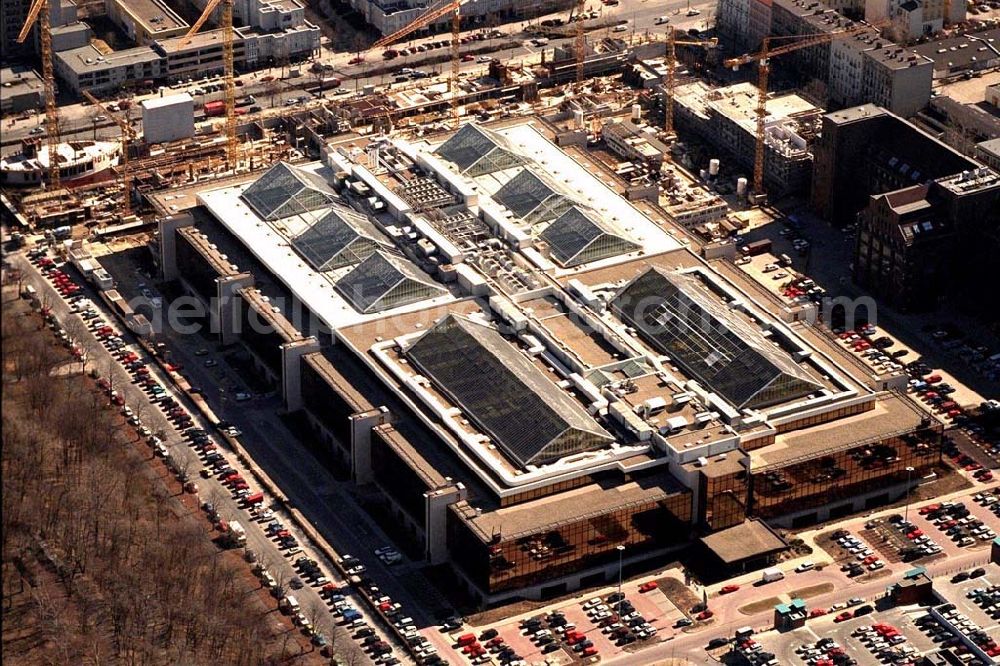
(790, 583, 835, 599)
(738, 597, 783, 615)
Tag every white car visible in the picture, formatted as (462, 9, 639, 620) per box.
(763, 263, 779, 273)
(686, 8, 701, 15)
(795, 561, 815, 573)
(612, 24, 628, 32)
(654, 16, 670, 24)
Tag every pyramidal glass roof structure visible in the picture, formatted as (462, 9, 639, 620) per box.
(335, 251, 446, 314)
(434, 123, 527, 177)
(242, 162, 337, 221)
(612, 268, 823, 409)
(541, 206, 640, 267)
(406, 315, 615, 468)
(493, 166, 580, 226)
(291, 205, 385, 271)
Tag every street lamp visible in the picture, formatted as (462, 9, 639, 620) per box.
(903, 466, 915, 525)
(616, 545, 625, 618)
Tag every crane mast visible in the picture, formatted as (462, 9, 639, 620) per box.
(18, 0, 61, 189)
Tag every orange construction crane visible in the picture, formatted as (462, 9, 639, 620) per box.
(663, 30, 717, 138)
(182, 0, 238, 168)
(17, 0, 61, 189)
(372, 0, 461, 123)
(724, 25, 873, 197)
(82, 90, 135, 216)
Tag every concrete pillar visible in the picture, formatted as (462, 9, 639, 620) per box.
(157, 212, 194, 281)
(350, 407, 390, 484)
(425, 482, 466, 564)
(215, 274, 253, 345)
(281, 336, 320, 411)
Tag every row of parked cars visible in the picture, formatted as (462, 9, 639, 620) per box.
(584, 590, 657, 647)
(918, 501, 996, 547)
(916, 602, 999, 659)
(965, 583, 1000, 622)
(850, 623, 918, 665)
(927, 325, 1000, 383)
(831, 530, 885, 575)
(795, 636, 857, 666)
(837, 324, 907, 374)
(973, 490, 1000, 521)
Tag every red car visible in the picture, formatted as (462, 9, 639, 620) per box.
(696, 609, 714, 621)
(919, 503, 939, 515)
(582, 646, 598, 657)
(809, 608, 827, 617)
(348, 56, 364, 64)
(833, 611, 853, 623)
(720, 585, 740, 594)
(906, 529, 923, 539)
(924, 374, 942, 383)
(639, 581, 659, 593)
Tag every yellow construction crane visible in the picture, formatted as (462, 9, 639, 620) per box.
(182, 0, 238, 168)
(663, 30, 717, 138)
(724, 25, 873, 197)
(82, 90, 135, 216)
(372, 0, 461, 124)
(17, 0, 61, 189)
(573, 0, 586, 86)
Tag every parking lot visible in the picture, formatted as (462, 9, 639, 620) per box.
(443, 582, 685, 665)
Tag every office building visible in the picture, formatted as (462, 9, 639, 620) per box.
(865, 0, 965, 42)
(673, 81, 821, 196)
(855, 167, 1000, 312)
(0, 66, 44, 114)
(105, 0, 189, 45)
(345, 0, 573, 37)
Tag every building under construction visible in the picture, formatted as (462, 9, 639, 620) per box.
(672, 81, 822, 196)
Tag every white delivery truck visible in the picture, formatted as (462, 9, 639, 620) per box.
(760, 567, 784, 583)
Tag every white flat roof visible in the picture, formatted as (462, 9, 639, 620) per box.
(421, 122, 684, 272)
(142, 92, 193, 110)
(196, 164, 456, 332)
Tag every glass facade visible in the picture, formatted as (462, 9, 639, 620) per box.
(300, 357, 354, 453)
(447, 492, 692, 594)
(750, 426, 941, 520)
(236, 295, 284, 377)
(701, 424, 942, 528)
(176, 234, 219, 303)
(371, 428, 430, 531)
(700, 468, 750, 531)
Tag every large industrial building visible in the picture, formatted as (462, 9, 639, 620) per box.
(156, 120, 944, 604)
